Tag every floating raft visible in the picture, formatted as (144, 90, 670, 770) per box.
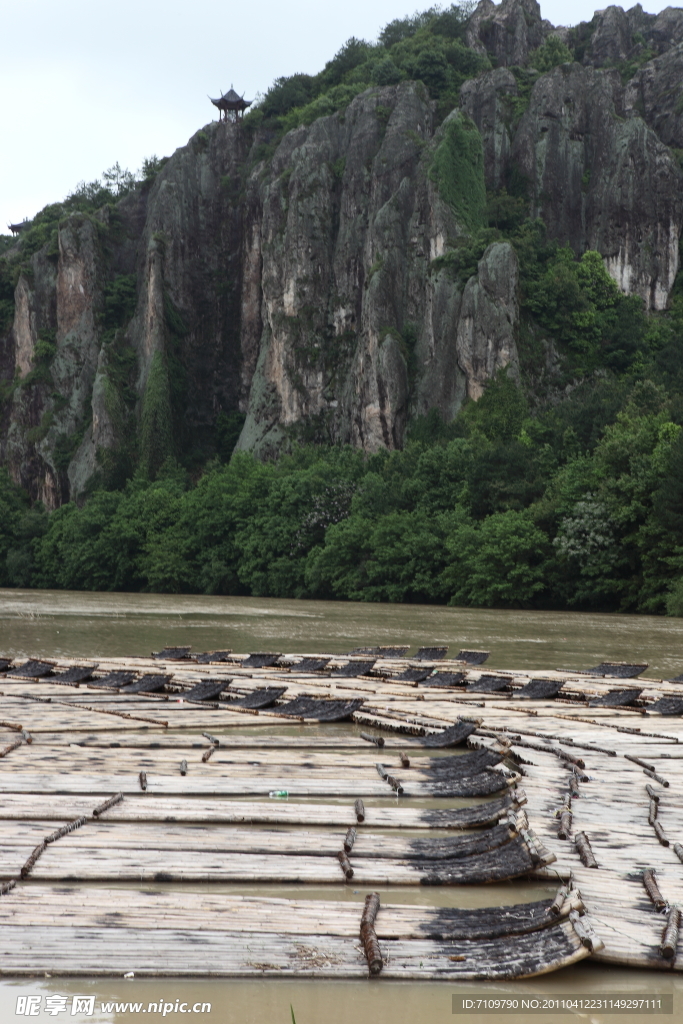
(0, 646, 681, 978)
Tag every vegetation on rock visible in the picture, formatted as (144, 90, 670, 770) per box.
(2, 1, 683, 614)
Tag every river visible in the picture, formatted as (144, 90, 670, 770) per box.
(1, 588, 682, 1023)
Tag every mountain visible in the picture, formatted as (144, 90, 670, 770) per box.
(1, 0, 682, 509)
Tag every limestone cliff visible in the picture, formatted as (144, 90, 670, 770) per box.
(1, 0, 682, 505)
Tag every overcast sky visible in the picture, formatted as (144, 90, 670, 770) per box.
(0, 0, 675, 230)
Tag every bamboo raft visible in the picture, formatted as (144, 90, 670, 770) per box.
(1, 647, 682, 978)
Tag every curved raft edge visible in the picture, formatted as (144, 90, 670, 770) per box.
(379, 918, 593, 979)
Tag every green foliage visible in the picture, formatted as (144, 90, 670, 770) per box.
(526, 248, 647, 374)
(429, 113, 486, 232)
(443, 509, 549, 606)
(216, 411, 246, 462)
(529, 35, 573, 72)
(101, 275, 137, 337)
(20, 328, 58, 388)
(246, 3, 487, 135)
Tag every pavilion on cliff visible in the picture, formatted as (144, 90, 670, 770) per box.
(209, 86, 252, 122)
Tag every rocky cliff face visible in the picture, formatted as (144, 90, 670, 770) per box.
(1, 0, 682, 505)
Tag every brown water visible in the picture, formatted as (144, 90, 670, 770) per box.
(2, 588, 683, 1023)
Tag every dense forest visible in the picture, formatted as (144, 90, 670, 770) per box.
(2, 2, 683, 613)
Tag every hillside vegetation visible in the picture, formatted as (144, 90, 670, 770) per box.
(2, 1, 683, 613)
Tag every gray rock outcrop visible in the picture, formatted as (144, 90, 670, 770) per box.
(1, 0, 683, 504)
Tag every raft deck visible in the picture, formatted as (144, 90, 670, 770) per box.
(0, 648, 681, 978)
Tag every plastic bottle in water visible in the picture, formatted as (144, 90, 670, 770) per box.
(268, 789, 289, 799)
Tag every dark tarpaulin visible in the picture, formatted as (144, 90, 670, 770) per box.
(183, 679, 232, 701)
(585, 662, 648, 678)
(422, 749, 503, 778)
(649, 697, 683, 715)
(273, 697, 365, 721)
(421, 671, 467, 688)
(421, 790, 520, 829)
(456, 650, 490, 665)
(515, 678, 565, 700)
(0, 659, 13, 672)
(418, 895, 565, 940)
(405, 823, 513, 862)
(119, 674, 171, 694)
(588, 688, 643, 707)
(51, 665, 98, 684)
(89, 671, 137, 688)
(4, 660, 54, 678)
(331, 660, 375, 677)
(466, 674, 513, 693)
(194, 651, 233, 664)
(414, 646, 448, 661)
(419, 833, 541, 884)
(152, 647, 192, 661)
(227, 687, 287, 709)
(393, 668, 432, 683)
(419, 721, 477, 747)
(239, 653, 282, 669)
(348, 646, 409, 657)
(291, 658, 331, 673)
(422, 770, 511, 798)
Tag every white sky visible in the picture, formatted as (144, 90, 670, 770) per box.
(0, 0, 675, 230)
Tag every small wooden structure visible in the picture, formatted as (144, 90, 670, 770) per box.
(209, 86, 252, 122)
(7, 221, 29, 236)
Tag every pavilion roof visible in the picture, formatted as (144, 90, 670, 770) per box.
(210, 87, 252, 112)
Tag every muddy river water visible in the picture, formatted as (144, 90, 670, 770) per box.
(1, 589, 683, 1023)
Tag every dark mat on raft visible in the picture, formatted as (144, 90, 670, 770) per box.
(649, 697, 683, 715)
(119, 674, 171, 694)
(422, 771, 511, 798)
(290, 658, 331, 673)
(421, 671, 467, 688)
(152, 647, 192, 660)
(183, 679, 232, 701)
(51, 665, 98, 684)
(588, 688, 643, 707)
(417, 832, 548, 884)
(455, 650, 490, 665)
(584, 662, 648, 678)
(239, 653, 282, 669)
(393, 668, 432, 683)
(89, 671, 138, 688)
(515, 677, 566, 700)
(404, 823, 514, 862)
(466, 674, 513, 693)
(194, 651, 233, 664)
(419, 789, 524, 830)
(354, 825, 515, 863)
(0, 659, 13, 672)
(418, 722, 477, 747)
(4, 660, 54, 678)
(414, 646, 448, 661)
(416, 895, 565, 940)
(227, 687, 288, 709)
(330, 661, 375, 677)
(273, 697, 365, 721)
(349, 646, 409, 658)
(421, 749, 504, 778)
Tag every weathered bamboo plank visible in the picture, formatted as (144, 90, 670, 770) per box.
(0, 920, 590, 979)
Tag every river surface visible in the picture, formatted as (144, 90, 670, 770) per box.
(1, 589, 682, 1024)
